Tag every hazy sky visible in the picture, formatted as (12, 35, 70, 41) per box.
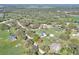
(0, 0, 79, 4)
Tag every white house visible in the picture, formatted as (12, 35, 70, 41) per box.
(49, 34, 55, 37)
(50, 43, 61, 53)
(39, 24, 52, 29)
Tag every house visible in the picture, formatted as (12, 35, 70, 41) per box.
(72, 33, 79, 37)
(50, 43, 61, 53)
(49, 34, 55, 37)
(57, 10, 61, 12)
(70, 33, 79, 39)
(40, 32, 47, 38)
(39, 24, 52, 29)
(29, 24, 40, 29)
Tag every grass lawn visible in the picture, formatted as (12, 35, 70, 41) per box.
(0, 30, 10, 40)
(0, 29, 26, 55)
(0, 39, 26, 55)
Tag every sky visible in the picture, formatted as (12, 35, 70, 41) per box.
(0, 0, 79, 4)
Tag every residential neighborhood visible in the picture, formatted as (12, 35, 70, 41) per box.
(0, 4, 79, 55)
